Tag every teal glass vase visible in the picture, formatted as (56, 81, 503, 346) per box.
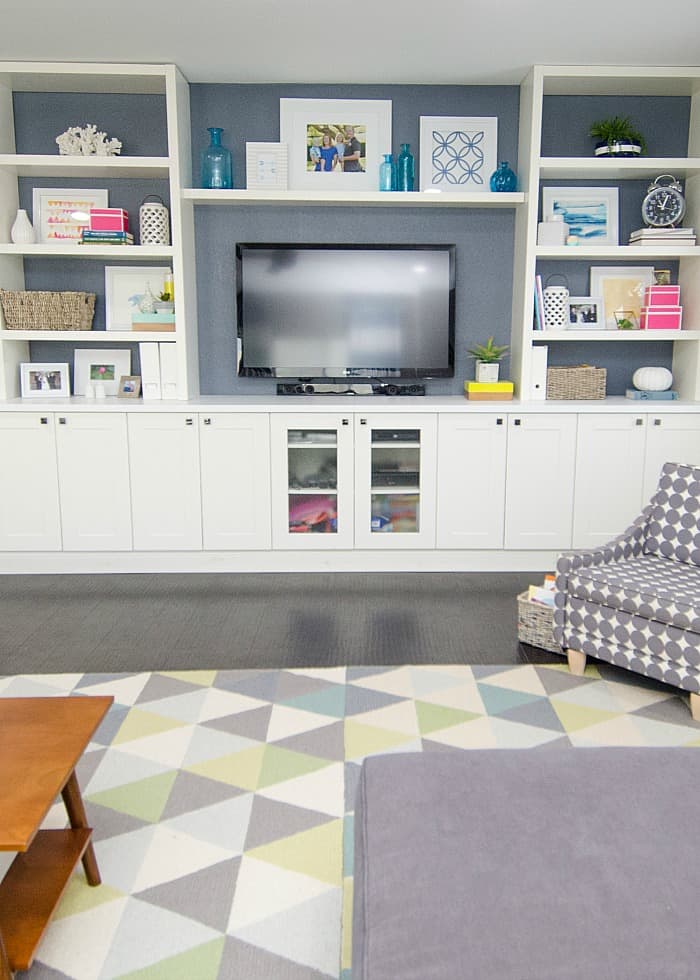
(397, 143, 415, 191)
(201, 127, 233, 189)
(489, 161, 517, 192)
(379, 153, 395, 191)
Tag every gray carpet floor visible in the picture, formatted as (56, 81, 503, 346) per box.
(0, 571, 550, 673)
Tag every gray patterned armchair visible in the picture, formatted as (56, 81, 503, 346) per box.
(554, 462, 700, 720)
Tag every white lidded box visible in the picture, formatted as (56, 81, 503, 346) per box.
(639, 306, 683, 330)
(643, 285, 681, 306)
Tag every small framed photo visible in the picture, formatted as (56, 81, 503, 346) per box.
(32, 188, 108, 244)
(118, 375, 141, 398)
(74, 349, 131, 396)
(246, 142, 288, 190)
(542, 187, 619, 245)
(104, 265, 169, 331)
(20, 362, 70, 398)
(565, 296, 605, 329)
(419, 116, 497, 192)
(590, 266, 656, 330)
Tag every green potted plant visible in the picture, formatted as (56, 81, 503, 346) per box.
(588, 116, 646, 157)
(467, 336, 510, 382)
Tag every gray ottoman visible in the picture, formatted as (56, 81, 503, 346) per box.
(353, 749, 700, 980)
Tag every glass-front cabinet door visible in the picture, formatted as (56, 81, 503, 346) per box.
(270, 414, 355, 549)
(354, 414, 437, 549)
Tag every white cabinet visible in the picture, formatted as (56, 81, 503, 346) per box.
(643, 414, 700, 501)
(0, 412, 61, 550)
(200, 413, 271, 550)
(128, 413, 202, 551)
(572, 414, 647, 548)
(436, 413, 507, 549)
(55, 413, 132, 551)
(270, 413, 355, 549)
(354, 414, 437, 549)
(504, 413, 577, 550)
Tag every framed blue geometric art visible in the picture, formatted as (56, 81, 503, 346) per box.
(419, 116, 497, 192)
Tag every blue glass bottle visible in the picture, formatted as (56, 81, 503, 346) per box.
(397, 143, 415, 192)
(489, 161, 517, 192)
(201, 127, 233, 189)
(379, 153, 396, 191)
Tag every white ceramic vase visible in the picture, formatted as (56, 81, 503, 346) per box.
(10, 208, 35, 244)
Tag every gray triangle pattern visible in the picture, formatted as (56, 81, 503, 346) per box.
(203, 704, 273, 741)
(136, 672, 207, 703)
(344, 685, 405, 716)
(631, 697, 700, 726)
(244, 794, 333, 851)
(534, 665, 597, 696)
(160, 768, 247, 821)
(220, 935, 333, 980)
(17, 963, 73, 979)
(271, 721, 345, 761)
(88, 705, 130, 746)
(274, 671, 339, 702)
(499, 698, 567, 732)
(214, 670, 279, 701)
(84, 800, 150, 842)
(135, 856, 241, 933)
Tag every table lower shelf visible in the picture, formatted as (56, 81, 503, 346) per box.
(0, 827, 92, 972)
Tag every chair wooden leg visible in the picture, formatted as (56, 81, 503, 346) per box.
(690, 692, 700, 722)
(566, 648, 587, 677)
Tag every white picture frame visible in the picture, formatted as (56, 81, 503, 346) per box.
(419, 116, 497, 192)
(246, 142, 288, 190)
(104, 265, 169, 331)
(280, 98, 392, 191)
(590, 266, 656, 330)
(20, 362, 70, 398)
(542, 187, 619, 245)
(74, 349, 131, 396)
(565, 296, 605, 329)
(32, 187, 108, 244)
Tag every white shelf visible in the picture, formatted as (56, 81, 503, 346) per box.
(371, 441, 420, 448)
(0, 244, 174, 259)
(539, 157, 700, 180)
(372, 485, 420, 494)
(288, 487, 338, 495)
(531, 330, 700, 341)
(0, 330, 177, 343)
(0, 154, 171, 178)
(182, 188, 525, 208)
(536, 245, 700, 260)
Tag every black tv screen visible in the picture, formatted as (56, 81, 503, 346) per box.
(236, 243, 455, 380)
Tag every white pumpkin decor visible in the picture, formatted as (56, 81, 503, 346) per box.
(632, 366, 673, 392)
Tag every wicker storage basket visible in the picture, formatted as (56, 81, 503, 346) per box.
(0, 289, 95, 331)
(546, 364, 606, 400)
(516, 591, 562, 653)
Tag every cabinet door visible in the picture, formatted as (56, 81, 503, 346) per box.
(572, 414, 646, 549)
(270, 414, 354, 549)
(0, 413, 61, 551)
(55, 413, 132, 551)
(354, 414, 437, 549)
(436, 413, 507, 549)
(128, 414, 202, 551)
(504, 414, 577, 551)
(200, 413, 271, 550)
(643, 414, 700, 502)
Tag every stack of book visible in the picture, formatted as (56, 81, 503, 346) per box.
(79, 230, 134, 246)
(629, 227, 696, 246)
(464, 380, 514, 401)
(528, 574, 556, 607)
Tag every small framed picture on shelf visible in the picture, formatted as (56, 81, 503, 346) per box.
(565, 296, 605, 329)
(419, 115, 497, 192)
(246, 142, 288, 190)
(590, 266, 656, 330)
(32, 188, 108, 244)
(542, 186, 619, 245)
(117, 375, 141, 398)
(104, 265, 169, 331)
(20, 362, 70, 398)
(74, 348, 131, 396)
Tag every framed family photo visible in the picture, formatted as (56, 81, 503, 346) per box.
(32, 187, 108, 244)
(20, 362, 70, 398)
(566, 296, 604, 329)
(542, 187, 619, 245)
(280, 98, 392, 191)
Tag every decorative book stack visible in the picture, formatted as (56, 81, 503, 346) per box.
(629, 227, 696, 246)
(639, 284, 682, 331)
(80, 208, 133, 246)
(464, 381, 514, 400)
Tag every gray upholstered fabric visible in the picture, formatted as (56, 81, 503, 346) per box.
(353, 749, 700, 980)
(554, 462, 700, 695)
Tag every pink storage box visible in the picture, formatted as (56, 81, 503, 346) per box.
(89, 208, 129, 232)
(639, 306, 682, 331)
(643, 285, 681, 306)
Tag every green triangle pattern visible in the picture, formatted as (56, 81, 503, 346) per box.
(115, 938, 225, 980)
(415, 700, 480, 734)
(87, 770, 178, 823)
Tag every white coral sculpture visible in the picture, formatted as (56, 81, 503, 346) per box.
(56, 124, 122, 156)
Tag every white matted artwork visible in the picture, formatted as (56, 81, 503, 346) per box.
(20, 362, 70, 398)
(74, 349, 131, 396)
(590, 266, 656, 330)
(104, 266, 169, 331)
(32, 187, 109, 244)
(543, 187, 619, 245)
(419, 116, 497, 192)
(280, 98, 392, 191)
(246, 142, 288, 190)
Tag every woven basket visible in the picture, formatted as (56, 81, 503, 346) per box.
(0, 289, 95, 331)
(546, 365, 606, 400)
(517, 592, 561, 653)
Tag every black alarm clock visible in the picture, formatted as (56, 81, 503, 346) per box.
(642, 174, 686, 228)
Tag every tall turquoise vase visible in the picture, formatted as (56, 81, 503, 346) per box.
(201, 127, 233, 189)
(489, 161, 517, 192)
(397, 143, 415, 191)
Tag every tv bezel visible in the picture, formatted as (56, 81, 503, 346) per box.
(235, 242, 456, 381)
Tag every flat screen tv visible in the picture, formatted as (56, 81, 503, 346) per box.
(236, 243, 455, 380)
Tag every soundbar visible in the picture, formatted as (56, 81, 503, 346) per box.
(276, 383, 426, 396)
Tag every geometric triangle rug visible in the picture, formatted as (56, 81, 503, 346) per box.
(1, 663, 698, 979)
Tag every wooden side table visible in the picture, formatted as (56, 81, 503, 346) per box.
(0, 696, 113, 978)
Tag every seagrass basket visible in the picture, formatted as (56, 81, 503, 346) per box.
(0, 288, 95, 331)
(546, 364, 606, 400)
(516, 592, 561, 653)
